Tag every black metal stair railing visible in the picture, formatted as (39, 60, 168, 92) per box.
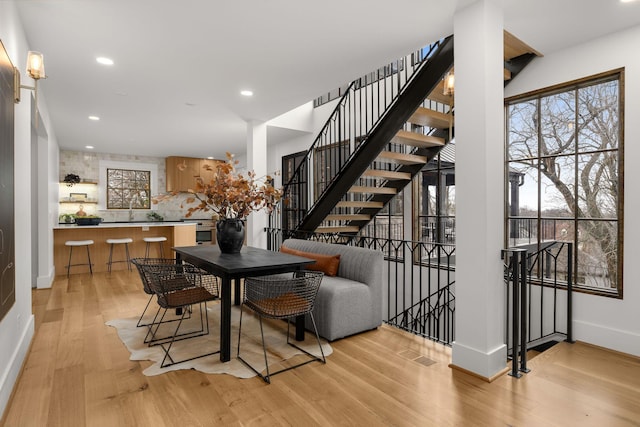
(265, 227, 457, 346)
(388, 280, 455, 345)
(272, 36, 454, 235)
(502, 241, 574, 378)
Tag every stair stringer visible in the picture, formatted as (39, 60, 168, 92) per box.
(296, 36, 454, 233)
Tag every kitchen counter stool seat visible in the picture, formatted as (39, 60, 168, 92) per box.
(143, 236, 167, 258)
(106, 237, 133, 272)
(64, 240, 94, 277)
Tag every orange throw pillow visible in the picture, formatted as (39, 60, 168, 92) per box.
(280, 246, 341, 277)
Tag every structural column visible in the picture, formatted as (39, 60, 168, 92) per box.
(451, 0, 507, 379)
(246, 120, 268, 248)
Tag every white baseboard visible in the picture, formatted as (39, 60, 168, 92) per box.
(451, 341, 507, 378)
(0, 314, 35, 419)
(36, 266, 55, 289)
(574, 320, 640, 357)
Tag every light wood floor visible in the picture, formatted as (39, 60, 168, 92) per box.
(2, 270, 640, 427)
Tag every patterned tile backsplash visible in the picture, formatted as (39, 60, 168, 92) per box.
(58, 150, 213, 222)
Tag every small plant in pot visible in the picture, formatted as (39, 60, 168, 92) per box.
(59, 213, 75, 223)
(63, 173, 81, 187)
(154, 152, 282, 253)
(147, 212, 164, 221)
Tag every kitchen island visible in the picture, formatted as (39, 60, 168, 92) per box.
(53, 222, 198, 276)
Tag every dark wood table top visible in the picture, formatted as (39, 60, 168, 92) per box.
(173, 245, 314, 278)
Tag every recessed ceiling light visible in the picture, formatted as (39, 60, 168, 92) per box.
(85, 145, 94, 149)
(88, 115, 100, 121)
(207, 156, 214, 160)
(620, 0, 639, 3)
(240, 90, 253, 97)
(96, 57, 114, 65)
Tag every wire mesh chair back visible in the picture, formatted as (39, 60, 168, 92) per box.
(131, 258, 177, 295)
(243, 271, 323, 320)
(238, 270, 326, 383)
(140, 262, 219, 309)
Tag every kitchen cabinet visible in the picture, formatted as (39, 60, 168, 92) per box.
(166, 156, 222, 192)
(199, 158, 220, 185)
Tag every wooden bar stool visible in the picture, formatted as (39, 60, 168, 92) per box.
(106, 237, 133, 272)
(143, 236, 167, 258)
(65, 240, 94, 277)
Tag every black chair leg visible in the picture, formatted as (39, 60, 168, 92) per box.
(158, 302, 218, 368)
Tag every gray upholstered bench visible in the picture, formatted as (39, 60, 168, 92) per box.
(281, 238, 383, 341)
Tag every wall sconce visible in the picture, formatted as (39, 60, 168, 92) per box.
(443, 69, 455, 143)
(443, 70, 455, 96)
(14, 50, 47, 104)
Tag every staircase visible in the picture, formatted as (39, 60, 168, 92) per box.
(276, 32, 540, 237)
(316, 92, 454, 234)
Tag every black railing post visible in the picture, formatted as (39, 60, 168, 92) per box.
(519, 249, 530, 373)
(509, 250, 521, 378)
(566, 242, 574, 343)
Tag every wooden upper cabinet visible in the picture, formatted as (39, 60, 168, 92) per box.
(166, 156, 222, 192)
(166, 156, 200, 192)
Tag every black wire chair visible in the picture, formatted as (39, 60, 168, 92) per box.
(138, 261, 220, 368)
(237, 270, 326, 383)
(131, 258, 190, 334)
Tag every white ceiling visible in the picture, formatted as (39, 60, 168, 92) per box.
(14, 0, 640, 159)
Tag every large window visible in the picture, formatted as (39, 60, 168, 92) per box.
(106, 168, 151, 209)
(506, 70, 623, 297)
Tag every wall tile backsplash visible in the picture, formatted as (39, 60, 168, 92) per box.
(59, 150, 212, 222)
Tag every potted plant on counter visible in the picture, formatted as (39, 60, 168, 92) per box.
(155, 152, 282, 253)
(59, 213, 75, 224)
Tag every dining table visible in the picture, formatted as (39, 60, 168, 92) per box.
(173, 245, 314, 362)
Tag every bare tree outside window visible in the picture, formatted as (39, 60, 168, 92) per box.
(506, 72, 622, 296)
(106, 168, 151, 209)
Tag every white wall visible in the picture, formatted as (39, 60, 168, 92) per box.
(505, 24, 640, 356)
(266, 99, 339, 186)
(0, 0, 59, 416)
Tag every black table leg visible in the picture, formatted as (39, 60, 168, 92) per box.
(292, 269, 306, 341)
(220, 277, 232, 362)
(175, 253, 183, 316)
(234, 278, 241, 306)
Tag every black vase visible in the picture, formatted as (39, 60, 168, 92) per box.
(216, 218, 245, 254)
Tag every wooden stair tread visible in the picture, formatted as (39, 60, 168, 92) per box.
(336, 201, 384, 208)
(362, 169, 411, 180)
(504, 30, 542, 60)
(315, 226, 360, 233)
(408, 107, 453, 129)
(391, 130, 445, 148)
(324, 214, 371, 221)
(427, 80, 453, 105)
(349, 186, 397, 195)
(376, 151, 427, 165)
